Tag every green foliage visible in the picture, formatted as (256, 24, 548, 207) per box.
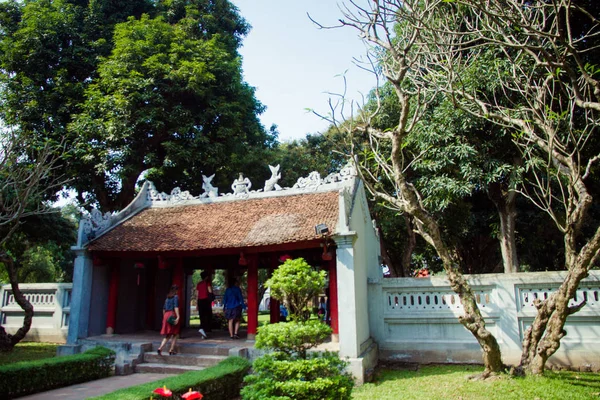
(91, 356, 251, 400)
(0, 209, 77, 284)
(0, 346, 115, 398)
(265, 258, 326, 321)
(266, 127, 350, 188)
(245, 259, 351, 400)
(0, 0, 274, 211)
(241, 352, 353, 400)
(255, 320, 332, 359)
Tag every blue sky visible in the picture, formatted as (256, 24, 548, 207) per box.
(231, 0, 377, 142)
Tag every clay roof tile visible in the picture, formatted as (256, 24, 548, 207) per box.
(88, 191, 340, 252)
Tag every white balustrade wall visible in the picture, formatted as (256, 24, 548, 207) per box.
(368, 271, 600, 370)
(0, 283, 72, 343)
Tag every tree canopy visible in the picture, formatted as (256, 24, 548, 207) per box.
(336, 0, 600, 375)
(0, 0, 275, 211)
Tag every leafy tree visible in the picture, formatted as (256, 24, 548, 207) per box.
(244, 257, 351, 400)
(326, 4, 506, 375)
(338, 0, 600, 375)
(0, 211, 77, 285)
(0, 0, 274, 211)
(0, 131, 65, 351)
(265, 257, 326, 322)
(267, 127, 349, 188)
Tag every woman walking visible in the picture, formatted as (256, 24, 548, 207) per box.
(223, 277, 244, 339)
(157, 284, 180, 355)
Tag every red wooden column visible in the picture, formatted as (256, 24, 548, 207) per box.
(247, 255, 259, 339)
(106, 262, 119, 335)
(173, 258, 186, 328)
(328, 256, 339, 338)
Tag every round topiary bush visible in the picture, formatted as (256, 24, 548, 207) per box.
(241, 352, 353, 400)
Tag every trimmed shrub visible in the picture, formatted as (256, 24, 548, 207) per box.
(91, 356, 251, 400)
(266, 257, 326, 321)
(241, 352, 353, 400)
(256, 320, 331, 358)
(0, 346, 115, 398)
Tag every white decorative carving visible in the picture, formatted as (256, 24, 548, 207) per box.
(146, 181, 194, 203)
(339, 161, 357, 180)
(147, 181, 169, 202)
(201, 174, 218, 198)
(82, 208, 114, 238)
(293, 171, 322, 191)
(144, 161, 358, 205)
(231, 173, 252, 198)
(264, 164, 282, 192)
(169, 187, 195, 202)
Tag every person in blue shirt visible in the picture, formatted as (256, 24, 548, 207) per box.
(279, 303, 288, 322)
(223, 277, 244, 339)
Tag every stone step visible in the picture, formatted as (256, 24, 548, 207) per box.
(145, 352, 227, 367)
(151, 343, 231, 356)
(135, 363, 206, 374)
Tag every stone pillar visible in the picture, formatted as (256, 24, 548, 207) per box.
(334, 234, 360, 358)
(105, 263, 119, 335)
(247, 255, 259, 339)
(67, 248, 94, 344)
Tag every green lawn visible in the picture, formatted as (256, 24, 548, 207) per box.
(352, 364, 600, 400)
(0, 342, 58, 366)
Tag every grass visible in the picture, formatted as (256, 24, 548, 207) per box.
(352, 364, 600, 400)
(0, 342, 59, 366)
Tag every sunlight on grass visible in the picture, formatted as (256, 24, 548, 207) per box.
(352, 365, 600, 400)
(0, 342, 59, 366)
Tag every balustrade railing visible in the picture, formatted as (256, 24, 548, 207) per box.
(0, 283, 72, 343)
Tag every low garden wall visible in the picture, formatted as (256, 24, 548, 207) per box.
(368, 270, 600, 370)
(0, 283, 72, 343)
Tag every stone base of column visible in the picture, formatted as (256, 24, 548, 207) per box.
(106, 327, 114, 335)
(246, 333, 256, 341)
(332, 333, 339, 343)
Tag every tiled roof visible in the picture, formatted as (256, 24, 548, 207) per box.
(88, 190, 340, 252)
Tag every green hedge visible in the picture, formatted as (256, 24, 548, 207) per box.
(91, 356, 251, 400)
(0, 346, 115, 398)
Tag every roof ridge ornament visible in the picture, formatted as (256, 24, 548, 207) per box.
(293, 171, 321, 191)
(147, 181, 196, 203)
(231, 173, 252, 198)
(264, 164, 282, 192)
(143, 161, 357, 204)
(81, 208, 113, 240)
(200, 174, 219, 198)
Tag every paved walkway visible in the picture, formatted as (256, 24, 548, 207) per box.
(18, 373, 176, 399)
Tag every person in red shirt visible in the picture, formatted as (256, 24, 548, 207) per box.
(196, 271, 213, 339)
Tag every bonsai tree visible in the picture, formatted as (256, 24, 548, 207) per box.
(242, 257, 353, 400)
(265, 257, 326, 321)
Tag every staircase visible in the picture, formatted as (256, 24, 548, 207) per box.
(135, 342, 230, 374)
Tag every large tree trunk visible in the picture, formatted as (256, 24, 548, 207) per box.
(0, 254, 34, 352)
(519, 226, 600, 374)
(394, 169, 505, 375)
(488, 181, 518, 273)
(519, 267, 588, 374)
